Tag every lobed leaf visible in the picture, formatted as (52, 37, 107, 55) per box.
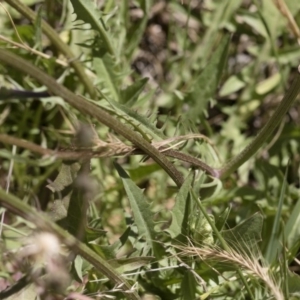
(115, 163, 161, 257)
(70, 0, 114, 55)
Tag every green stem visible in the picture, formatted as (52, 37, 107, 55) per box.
(0, 49, 184, 187)
(5, 0, 96, 98)
(219, 68, 300, 179)
(190, 189, 255, 300)
(0, 188, 140, 300)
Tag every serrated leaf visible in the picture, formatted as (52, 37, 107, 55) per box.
(222, 212, 263, 252)
(167, 173, 193, 238)
(114, 163, 160, 256)
(70, 0, 114, 55)
(186, 35, 230, 120)
(93, 52, 120, 102)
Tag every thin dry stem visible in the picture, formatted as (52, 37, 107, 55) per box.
(273, 0, 300, 44)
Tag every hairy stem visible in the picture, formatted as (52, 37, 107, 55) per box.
(219, 68, 300, 179)
(0, 49, 184, 187)
(4, 0, 96, 98)
(0, 188, 140, 300)
(0, 133, 217, 176)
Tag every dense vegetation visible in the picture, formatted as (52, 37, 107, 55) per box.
(0, 0, 300, 299)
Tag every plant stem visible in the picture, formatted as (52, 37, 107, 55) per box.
(0, 133, 217, 176)
(0, 49, 184, 187)
(219, 68, 300, 179)
(5, 0, 96, 98)
(0, 188, 140, 300)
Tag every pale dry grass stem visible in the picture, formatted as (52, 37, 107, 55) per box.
(273, 0, 300, 45)
(176, 243, 284, 300)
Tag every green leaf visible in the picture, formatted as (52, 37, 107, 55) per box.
(125, 0, 153, 57)
(46, 162, 81, 193)
(181, 272, 197, 300)
(33, 6, 43, 52)
(101, 97, 164, 140)
(167, 173, 193, 238)
(128, 164, 162, 182)
(47, 196, 70, 222)
(190, 212, 214, 245)
(285, 0, 300, 15)
(88, 242, 110, 259)
(265, 167, 288, 263)
(73, 255, 83, 282)
(186, 35, 230, 120)
(65, 185, 85, 237)
(93, 53, 120, 102)
(288, 271, 300, 294)
(122, 78, 148, 105)
(222, 213, 263, 252)
(215, 207, 231, 231)
(219, 75, 246, 97)
(284, 198, 300, 258)
(255, 72, 281, 95)
(85, 223, 107, 242)
(47, 162, 91, 238)
(241, 14, 269, 38)
(114, 163, 160, 256)
(112, 256, 154, 273)
(70, 0, 114, 55)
